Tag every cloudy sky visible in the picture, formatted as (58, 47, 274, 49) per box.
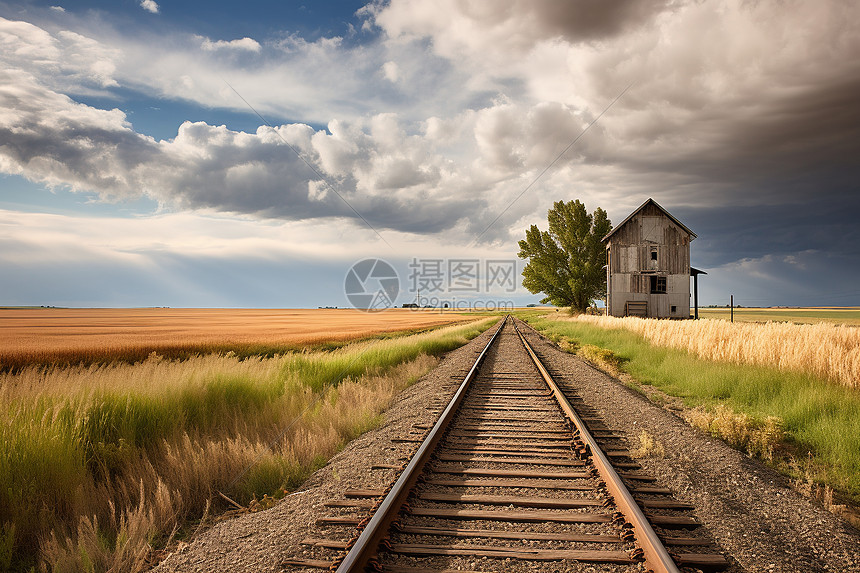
(1, 0, 858, 309)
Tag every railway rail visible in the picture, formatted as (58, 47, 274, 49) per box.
(284, 316, 729, 572)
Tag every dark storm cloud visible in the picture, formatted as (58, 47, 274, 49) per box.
(621, 73, 860, 190)
(519, 0, 673, 42)
(372, 0, 672, 54)
(602, 71, 860, 269)
(732, 75, 860, 174)
(676, 194, 860, 268)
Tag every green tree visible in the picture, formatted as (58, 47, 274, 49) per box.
(518, 200, 612, 312)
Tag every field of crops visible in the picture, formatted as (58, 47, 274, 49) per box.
(698, 307, 860, 326)
(0, 308, 477, 370)
(0, 308, 496, 572)
(573, 313, 860, 388)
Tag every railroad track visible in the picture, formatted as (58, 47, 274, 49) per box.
(285, 316, 729, 572)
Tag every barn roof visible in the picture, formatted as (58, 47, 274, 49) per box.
(602, 198, 697, 242)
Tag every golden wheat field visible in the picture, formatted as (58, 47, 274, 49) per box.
(0, 307, 477, 369)
(569, 314, 860, 388)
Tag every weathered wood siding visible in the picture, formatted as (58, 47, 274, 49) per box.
(605, 202, 692, 319)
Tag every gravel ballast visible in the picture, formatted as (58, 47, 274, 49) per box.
(152, 318, 860, 573)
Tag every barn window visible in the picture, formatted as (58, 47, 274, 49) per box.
(671, 305, 677, 313)
(650, 276, 667, 294)
(650, 249, 658, 261)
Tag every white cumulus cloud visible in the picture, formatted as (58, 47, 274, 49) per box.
(0, 18, 120, 93)
(382, 61, 399, 82)
(200, 36, 262, 52)
(140, 0, 159, 14)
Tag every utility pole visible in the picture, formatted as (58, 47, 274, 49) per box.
(730, 295, 734, 323)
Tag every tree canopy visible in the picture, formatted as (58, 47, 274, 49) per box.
(517, 200, 612, 312)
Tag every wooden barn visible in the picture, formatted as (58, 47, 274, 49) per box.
(603, 198, 700, 319)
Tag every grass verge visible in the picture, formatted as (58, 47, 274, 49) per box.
(0, 317, 497, 572)
(519, 312, 860, 518)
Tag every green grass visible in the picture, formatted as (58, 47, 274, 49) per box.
(519, 312, 860, 502)
(284, 318, 495, 391)
(699, 307, 860, 326)
(0, 317, 498, 572)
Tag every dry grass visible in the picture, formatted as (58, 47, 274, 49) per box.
(34, 357, 436, 573)
(699, 307, 860, 326)
(569, 315, 860, 388)
(0, 308, 477, 370)
(0, 317, 496, 572)
(685, 405, 784, 461)
(632, 431, 665, 459)
(553, 335, 625, 377)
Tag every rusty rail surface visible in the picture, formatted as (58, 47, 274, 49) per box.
(513, 320, 682, 573)
(334, 316, 507, 573)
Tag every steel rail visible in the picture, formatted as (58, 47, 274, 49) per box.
(335, 316, 508, 572)
(513, 320, 682, 573)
